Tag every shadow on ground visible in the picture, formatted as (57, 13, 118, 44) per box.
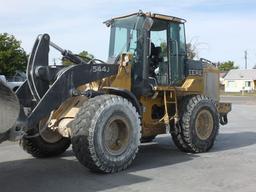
(0, 143, 195, 192)
(213, 131, 256, 152)
(0, 156, 148, 192)
(0, 132, 255, 192)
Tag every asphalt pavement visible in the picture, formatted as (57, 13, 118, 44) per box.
(0, 96, 255, 192)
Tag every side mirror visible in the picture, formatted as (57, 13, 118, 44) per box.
(143, 17, 154, 31)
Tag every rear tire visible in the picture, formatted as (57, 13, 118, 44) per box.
(71, 95, 141, 173)
(171, 126, 192, 152)
(179, 95, 219, 153)
(171, 96, 193, 152)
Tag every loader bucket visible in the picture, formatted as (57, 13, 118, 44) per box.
(0, 81, 20, 134)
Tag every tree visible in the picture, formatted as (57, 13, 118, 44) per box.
(186, 42, 197, 59)
(0, 33, 28, 76)
(62, 50, 94, 65)
(217, 61, 238, 72)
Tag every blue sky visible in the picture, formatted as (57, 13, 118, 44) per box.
(1, 0, 256, 68)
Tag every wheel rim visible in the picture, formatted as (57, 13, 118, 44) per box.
(39, 118, 62, 143)
(103, 115, 131, 156)
(195, 109, 214, 140)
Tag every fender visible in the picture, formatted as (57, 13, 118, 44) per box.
(102, 87, 142, 115)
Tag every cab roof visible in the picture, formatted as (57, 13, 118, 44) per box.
(109, 11, 186, 24)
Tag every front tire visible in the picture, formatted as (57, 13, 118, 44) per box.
(71, 95, 141, 173)
(20, 120, 70, 158)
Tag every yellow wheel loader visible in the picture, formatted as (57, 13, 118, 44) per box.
(0, 11, 231, 173)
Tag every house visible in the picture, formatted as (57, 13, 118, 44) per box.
(219, 72, 228, 85)
(224, 69, 256, 92)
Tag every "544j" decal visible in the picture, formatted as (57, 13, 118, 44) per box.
(91, 66, 110, 73)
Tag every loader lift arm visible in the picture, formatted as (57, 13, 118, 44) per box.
(25, 62, 118, 130)
(0, 34, 119, 141)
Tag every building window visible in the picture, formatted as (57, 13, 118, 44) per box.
(245, 81, 251, 87)
(227, 81, 235, 87)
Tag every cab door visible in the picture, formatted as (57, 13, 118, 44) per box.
(169, 23, 186, 85)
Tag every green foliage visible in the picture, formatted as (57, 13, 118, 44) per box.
(217, 61, 238, 72)
(62, 50, 94, 65)
(186, 43, 197, 59)
(0, 33, 28, 75)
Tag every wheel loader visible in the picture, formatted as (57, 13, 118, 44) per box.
(0, 11, 231, 173)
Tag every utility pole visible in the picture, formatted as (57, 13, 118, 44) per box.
(244, 50, 247, 69)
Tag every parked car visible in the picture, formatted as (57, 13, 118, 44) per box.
(0, 72, 26, 92)
(0, 75, 7, 83)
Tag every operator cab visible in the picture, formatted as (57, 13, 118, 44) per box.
(106, 11, 187, 95)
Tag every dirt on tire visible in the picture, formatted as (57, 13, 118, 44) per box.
(71, 95, 141, 173)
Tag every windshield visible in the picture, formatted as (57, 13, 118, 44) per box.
(108, 15, 145, 60)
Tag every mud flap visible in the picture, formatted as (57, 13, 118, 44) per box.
(0, 81, 20, 134)
(217, 102, 231, 125)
